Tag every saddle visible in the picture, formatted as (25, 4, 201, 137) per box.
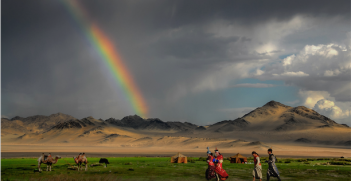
(43, 155, 51, 161)
(74, 155, 85, 164)
(41, 154, 52, 163)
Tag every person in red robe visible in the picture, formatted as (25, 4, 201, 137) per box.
(213, 148, 229, 181)
(206, 147, 216, 180)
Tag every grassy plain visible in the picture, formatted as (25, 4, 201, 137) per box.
(1, 157, 350, 181)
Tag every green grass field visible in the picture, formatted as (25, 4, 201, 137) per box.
(1, 157, 350, 181)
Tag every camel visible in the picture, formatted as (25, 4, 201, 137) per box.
(74, 152, 88, 171)
(37, 153, 61, 171)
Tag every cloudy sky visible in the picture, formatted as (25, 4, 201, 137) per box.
(2, 0, 350, 125)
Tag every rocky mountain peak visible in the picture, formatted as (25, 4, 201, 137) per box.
(147, 118, 162, 122)
(123, 115, 143, 120)
(290, 106, 336, 124)
(341, 124, 349, 128)
(11, 116, 24, 121)
(50, 119, 83, 130)
(263, 101, 290, 108)
(294, 106, 311, 111)
(1, 118, 10, 121)
(242, 101, 292, 119)
(49, 112, 75, 118)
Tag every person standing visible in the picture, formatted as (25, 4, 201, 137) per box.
(206, 147, 216, 180)
(213, 148, 229, 181)
(267, 148, 281, 181)
(252, 151, 262, 181)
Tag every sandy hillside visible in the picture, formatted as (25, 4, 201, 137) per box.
(2, 101, 350, 157)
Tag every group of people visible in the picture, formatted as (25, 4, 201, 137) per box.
(206, 147, 229, 181)
(205, 148, 281, 181)
(252, 149, 281, 181)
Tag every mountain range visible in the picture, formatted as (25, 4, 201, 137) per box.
(2, 101, 350, 149)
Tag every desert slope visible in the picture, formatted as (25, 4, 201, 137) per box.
(238, 101, 343, 131)
(2, 101, 350, 154)
(1, 113, 76, 135)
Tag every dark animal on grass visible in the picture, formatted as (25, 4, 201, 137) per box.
(99, 158, 110, 167)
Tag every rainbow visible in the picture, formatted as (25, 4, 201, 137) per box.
(62, 0, 148, 118)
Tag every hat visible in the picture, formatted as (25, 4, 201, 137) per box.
(215, 147, 219, 152)
(207, 147, 211, 154)
(268, 148, 272, 152)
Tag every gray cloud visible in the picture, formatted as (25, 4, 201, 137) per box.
(231, 83, 277, 88)
(255, 44, 351, 102)
(2, 0, 350, 125)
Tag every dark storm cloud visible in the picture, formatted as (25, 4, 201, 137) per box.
(2, 0, 350, 124)
(149, 32, 239, 60)
(79, 0, 350, 27)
